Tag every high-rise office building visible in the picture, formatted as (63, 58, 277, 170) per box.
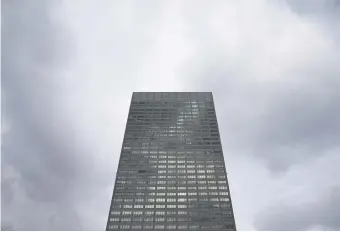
(106, 92, 236, 231)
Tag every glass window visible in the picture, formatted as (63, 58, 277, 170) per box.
(109, 217, 119, 222)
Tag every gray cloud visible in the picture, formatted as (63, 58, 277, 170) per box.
(255, 185, 340, 230)
(2, 0, 86, 230)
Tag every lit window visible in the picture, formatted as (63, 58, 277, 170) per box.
(122, 211, 132, 215)
(178, 192, 186, 196)
(123, 205, 132, 208)
(120, 225, 130, 229)
(134, 205, 143, 208)
(109, 217, 119, 222)
(121, 217, 131, 222)
(156, 198, 165, 202)
(155, 217, 165, 222)
(155, 211, 165, 215)
(145, 205, 154, 208)
(111, 211, 120, 215)
(188, 192, 197, 196)
(178, 198, 186, 202)
(167, 205, 176, 208)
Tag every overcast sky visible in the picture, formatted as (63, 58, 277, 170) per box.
(1, 0, 340, 230)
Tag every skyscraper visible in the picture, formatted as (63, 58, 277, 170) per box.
(106, 92, 236, 230)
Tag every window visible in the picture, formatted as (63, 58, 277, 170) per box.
(155, 217, 165, 222)
(145, 217, 153, 222)
(133, 217, 143, 222)
(143, 225, 153, 229)
(155, 225, 165, 229)
(145, 211, 154, 215)
(122, 211, 132, 215)
(111, 211, 120, 215)
(220, 191, 229, 196)
(156, 211, 165, 215)
(167, 205, 176, 208)
(133, 211, 143, 215)
(109, 217, 119, 222)
(134, 205, 143, 208)
(120, 225, 130, 229)
(132, 225, 142, 230)
(188, 192, 197, 196)
(178, 198, 186, 202)
(121, 217, 131, 222)
(157, 192, 166, 196)
(167, 217, 176, 221)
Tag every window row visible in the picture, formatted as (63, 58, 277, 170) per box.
(114, 191, 229, 197)
(115, 186, 228, 191)
(113, 197, 230, 203)
(111, 203, 232, 209)
(116, 180, 227, 185)
(107, 224, 232, 230)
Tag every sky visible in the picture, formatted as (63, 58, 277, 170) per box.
(1, 0, 340, 230)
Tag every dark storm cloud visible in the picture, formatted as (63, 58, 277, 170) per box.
(1, 0, 87, 230)
(255, 185, 340, 230)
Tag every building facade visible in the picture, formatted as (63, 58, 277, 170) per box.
(106, 92, 236, 230)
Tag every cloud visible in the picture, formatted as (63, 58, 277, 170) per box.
(1, 0, 87, 230)
(255, 185, 340, 230)
(2, 0, 340, 230)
